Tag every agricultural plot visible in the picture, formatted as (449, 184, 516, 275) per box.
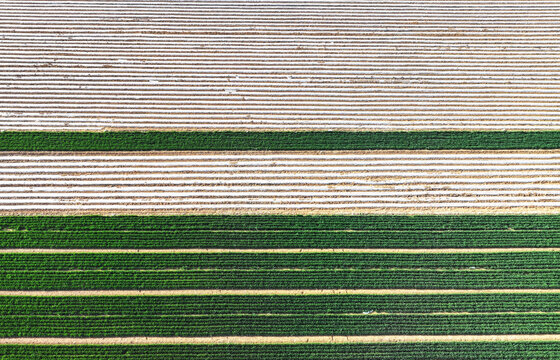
(3, 151, 560, 215)
(3, 215, 560, 357)
(8, 343, 560, 360)
(4, 0, 560, 358)
(1, 1, 560, 131)
(4, 131, 560, 151)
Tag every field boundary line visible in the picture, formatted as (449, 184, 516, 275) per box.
(6, 335, 560, 345)
(5, 289, 560, 296)
(3, 248, 560, 254)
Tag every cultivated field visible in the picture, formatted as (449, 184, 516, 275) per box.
(3, 0, 560, 359)
(1, 1, 560, 130)
(3, 215, 560, 359)
(2, 151, 560, 214)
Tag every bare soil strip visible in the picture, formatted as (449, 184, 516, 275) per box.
(4, 289, 560, 297)
(4, 1, 560, 131)
(4, 207, 560, 216)
(5, 335, 560, 345)
(2, 248, 560, 254)
(6, 150, 560, 215)
(9, 149, 560, 157)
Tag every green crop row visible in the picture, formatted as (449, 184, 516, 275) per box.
(7, 314, 560, 337)
(4, 269, 560, 290)
(6, 294, 560, 316)
(5, 229, 560, 248)
(4, 131, 560, 151)
(4, 215, 560, 231)
(3, 252, 560, 271)
(4, 343, 560, 360)
(3, 229, 560, 249)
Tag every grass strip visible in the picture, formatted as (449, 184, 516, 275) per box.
(7, 229, 560, 248)
(8, 314, 560, 337)
(4, 270, 560, 290)
(7, 294, 560, 315)
(4, 131, 560, 151)
(4, 343, 560, 360)
(6, 215, 560, 232)
(2, 252, 560, 270)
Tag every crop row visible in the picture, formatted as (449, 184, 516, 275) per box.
(5, 343, 560, 360)
(3, 215, 560, 231)
(5, 270, 560, 290)
(6, 294, 560, 316)
(4, 230, 560, 249)
(8, 314, 560, 337)
(4, 131, 560, 151)
(3, 252, 560, 271)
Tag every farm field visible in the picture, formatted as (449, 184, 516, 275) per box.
(2, 1, 560, 131)
(7, 342, 560, 360)
(3, 151, 560, 215)
(3, 215, 560, 357)
(9, 214, 560, 248)
(4, 0, 560, 358)
(5, 131, 560, 151)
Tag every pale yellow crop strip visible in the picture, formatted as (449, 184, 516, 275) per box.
(5, 335, 560, 345)
(4, 289, 560, 296)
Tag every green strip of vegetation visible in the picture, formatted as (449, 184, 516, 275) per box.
(6, 314, 560, 337)
(6, 229, 560, 248)
(6, 294, 560, 315)
(5, 215, 560, 248)
(2, 252, 560, 271)
(3, 131, 560, 151)
(5, 215, 560, 231)
(3, 343, 560, 360)
(5, 229, 560, 248)
(3, 269, 560, 290)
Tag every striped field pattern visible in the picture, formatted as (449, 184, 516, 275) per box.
(5, 0, 560, 359)
(2, 0, 560, 131)
(7, 215, 560, 359)
(4, 151, 560, 214)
